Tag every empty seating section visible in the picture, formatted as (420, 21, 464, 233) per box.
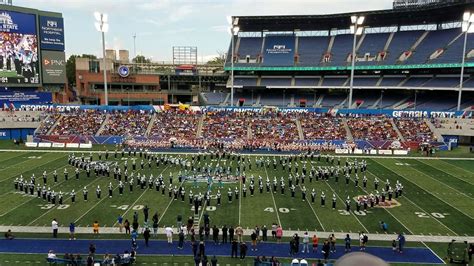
(403, 77, 431, 87)
(300, 113, 346, 140)
(395, 118, 434, 142)
(357, 33, 390, 65)
(149, 111, 200, 140)
(322, 77, 347, 87)
(297, 36, 329, 66)
(51, 110, 105, 136)
(233, 91, 256, 106)
(353, 77, 379, 87)
(321, 94, 346, 108)
(295, 77, 320, 86)
(262, 35, 295, 66)
(231, 27, 471, 67)
(405, 29, 460, 64)
(433, 33, 474, 63)
(234, 78, 258, 86)
(347, 116, 398, 141)
(260, 78, 292, 87)
(330, 34, 353, 65)
(100, 111, 151, 137)
(202, 92, 227, 105)
(294, 93, 316, 107)
(259, 94, 289, 106)
(422, 77, 459, 88)
(384, 30, 423, 64)
(236, 37, 262, 61)
(379, 77, 405, 87)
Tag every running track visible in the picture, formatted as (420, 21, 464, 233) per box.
(0, 239, 444, 264)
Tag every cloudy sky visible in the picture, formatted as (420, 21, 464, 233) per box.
(15, 0, 393, 62)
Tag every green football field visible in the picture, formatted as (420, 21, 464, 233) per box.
(0, 149, 472, 238)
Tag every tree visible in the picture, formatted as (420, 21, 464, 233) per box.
(66, 54, 97, 86)
(132, 55, 151, 64)
(206, 50, 226, 65)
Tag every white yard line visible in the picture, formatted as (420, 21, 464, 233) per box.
(0, 154, 67, 183)
(114, 165, 172, 226)
(239, 170, 242, 225)
(308, 161, 369, 233)
(264, 166, 281, 227)
(298, 184, 325, 231)
(415, 159, 474, 185)
(403, 160, 473, 200)
(28, 175, 102, 226)
(366, 170, 458, 236)
(0, 162, 73, 217)
(374, 160, 474, 220)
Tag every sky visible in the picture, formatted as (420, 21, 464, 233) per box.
(15, 0, 394, 62)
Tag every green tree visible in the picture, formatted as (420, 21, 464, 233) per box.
(66, 54, 97, 86)
(206, 50, 226, 65)
(132, 55, 151, 63)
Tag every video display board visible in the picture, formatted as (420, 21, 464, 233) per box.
(0, 10, 39, 85)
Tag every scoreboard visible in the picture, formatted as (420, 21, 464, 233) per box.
(0, 5, 65, 86)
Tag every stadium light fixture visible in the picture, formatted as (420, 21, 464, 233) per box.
(348, 15, 365, 109)
(228, 16, 240, 107)
(94, 12, 109, 106)
(458, 11, 474, 111)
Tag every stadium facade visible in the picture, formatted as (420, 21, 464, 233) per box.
(0, 4, 66, 106)
(209, 1, 474, 110)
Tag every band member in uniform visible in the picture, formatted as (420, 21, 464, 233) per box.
(321, 192, 326, 207)
(83, 186, 88, 201)
(96, 185, 101, 199)
(311, 189, 316, 203)
(332, 193, 337, 209)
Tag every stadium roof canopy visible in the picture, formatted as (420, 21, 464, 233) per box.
(233, 0, 474, 32)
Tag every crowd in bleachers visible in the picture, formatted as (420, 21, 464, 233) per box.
(35, 112, 61, 135)
(50, 110, 106, 136)
(300, 113, 346, 140)
(149, 110, 201, 140)
(101, 110, 151, 137)
(31, 108, 459, 151)
(202, 111, 250, 140)
(395, 118, 435, 142)
(347, 116, 398, 141)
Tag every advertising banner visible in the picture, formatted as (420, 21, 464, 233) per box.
(0, 91, 52, 105)
(39, 16, 64, 51)
(262, 35, 295, 66)
(41, 50, 66, 84)
(0, 10, 40, 85)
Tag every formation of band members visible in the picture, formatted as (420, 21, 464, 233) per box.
(13, 149, 404, 213)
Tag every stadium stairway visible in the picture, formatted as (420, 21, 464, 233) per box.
(96, 114, 111, 136)
(341, 118, 354, 142)
(390, 118, 406, 142)
(247, 124, 252, 139)
(220, 93, 230, 106)
(295, 119, 304, 140)
(425, 119, 445, 142)
(46, 115, 64, 135)
(315, 95, 324, 107)
(145, 113, 157, 137)
(196, 116, 204, 138)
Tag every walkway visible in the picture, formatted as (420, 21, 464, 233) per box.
(0, 238, 444, 264)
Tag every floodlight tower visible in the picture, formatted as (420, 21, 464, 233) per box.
(348, 15, 364, 109)
(94, 12, 109, 105)
(227, 16, 239, 107)
(457, 11, 474, 111)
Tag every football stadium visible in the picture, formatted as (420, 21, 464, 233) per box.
(0, 0, 473, 265)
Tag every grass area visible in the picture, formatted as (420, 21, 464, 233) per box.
(0, 150, 472, 265)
